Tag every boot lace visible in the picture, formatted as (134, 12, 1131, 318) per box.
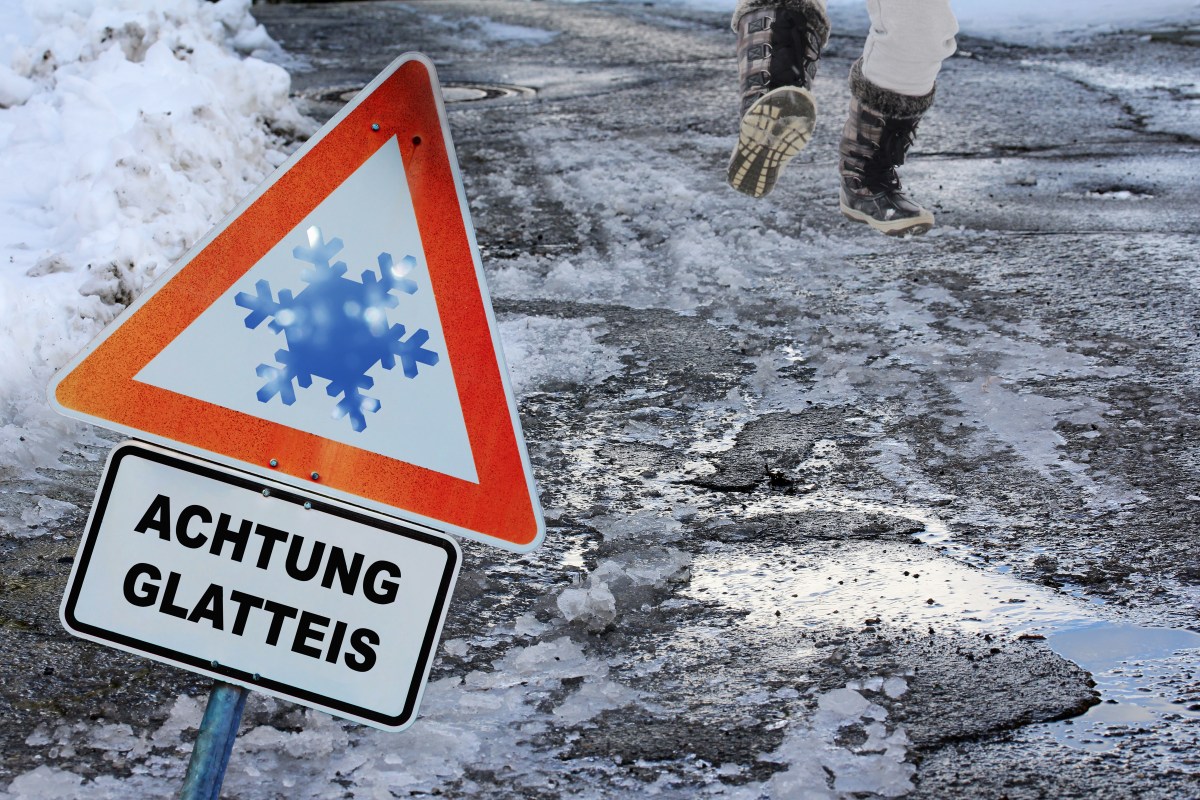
(865, 117, 920, 191)
(770, 13, 822, 87)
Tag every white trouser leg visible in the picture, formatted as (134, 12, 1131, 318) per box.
(731, 0, 828, 30)
(860, 0, 958, 96)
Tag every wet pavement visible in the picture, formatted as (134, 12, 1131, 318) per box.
(2, 0, 1199, 797)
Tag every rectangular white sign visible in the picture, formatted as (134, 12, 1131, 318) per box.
(61, 442, 460, 731)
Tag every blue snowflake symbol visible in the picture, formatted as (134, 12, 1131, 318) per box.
(234, 225, 439, 432)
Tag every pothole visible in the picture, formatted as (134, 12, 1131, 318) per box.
(1039, 624, 1200, 762)
(683, 507, 1200, 762)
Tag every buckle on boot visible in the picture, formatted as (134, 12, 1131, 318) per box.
(746, 71, 771, 89)
(746, 15, 772, 33)
(746, 44, 771, 62)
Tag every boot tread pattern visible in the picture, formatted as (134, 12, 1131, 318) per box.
(727, 86, 816, 199)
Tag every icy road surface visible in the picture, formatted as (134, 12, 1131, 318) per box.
(2, 0, 1199, 798)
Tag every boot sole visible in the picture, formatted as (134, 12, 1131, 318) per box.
(839, 201, 934, 237)
(727, 86, 817, 199)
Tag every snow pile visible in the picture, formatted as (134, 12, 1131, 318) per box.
(558, 579, 618, 627)
(0, 0, 310, 479)
(0, 494, 77, 538)
(226, 637, 640, 797)
(0, 768, 88, 800)
(9, 696, 205, 799)
(586, 511, 689, 542)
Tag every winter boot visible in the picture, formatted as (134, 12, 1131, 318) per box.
(727, 0, 829, 198)
(838, 61, 937, 236)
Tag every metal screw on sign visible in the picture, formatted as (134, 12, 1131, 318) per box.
(179, 682, 249, 800)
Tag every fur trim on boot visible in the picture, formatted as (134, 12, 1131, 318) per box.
(731, 0, 830, 45)
(848, 59, 935, 119)
(839, 61, 936, 235)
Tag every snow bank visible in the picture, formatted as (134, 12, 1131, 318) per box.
(0, 0, 310, 480)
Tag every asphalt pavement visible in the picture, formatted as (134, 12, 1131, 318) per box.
(1, 1, 1198, 797)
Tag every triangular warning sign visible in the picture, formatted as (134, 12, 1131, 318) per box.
(49, 54, 543, 552)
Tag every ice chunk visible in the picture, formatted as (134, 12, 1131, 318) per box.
(2, 766, 84, 799)
(883, 676, 909, 699)
(557, 582, 617, 627)
(817, 688, 871, 719)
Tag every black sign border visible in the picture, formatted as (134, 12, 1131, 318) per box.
(62, 441, 459, 729)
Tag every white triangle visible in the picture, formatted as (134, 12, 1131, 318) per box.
(136, 136, 479, 484)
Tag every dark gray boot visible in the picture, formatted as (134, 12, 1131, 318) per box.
(727, 0, 829, 198)
(838, 61, 936, 236)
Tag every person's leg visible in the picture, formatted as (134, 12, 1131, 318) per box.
(839, 0, 957, 235)
(727, 0, 830, 198)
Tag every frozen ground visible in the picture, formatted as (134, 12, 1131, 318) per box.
(2, 0, 1199, 798)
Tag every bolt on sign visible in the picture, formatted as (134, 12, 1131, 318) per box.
(62, 442, 459, 731)
(49, 53, 544, 553)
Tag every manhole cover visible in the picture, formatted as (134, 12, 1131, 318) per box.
(306, 82, 534, 106)
(442, 86, 490, 103)
(440, 82, 535, 104)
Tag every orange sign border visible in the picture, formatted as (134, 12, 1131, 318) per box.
(49, 54, 544, 552)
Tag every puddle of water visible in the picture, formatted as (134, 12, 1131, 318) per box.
(684, 541, 1085, 635)
(1040, 623, 1200, 754)
(616, 425, 1197, 765)
(560, 539, 587, 570)
(1051, 623, 1200, 672)
(684, 533, 1200, 762)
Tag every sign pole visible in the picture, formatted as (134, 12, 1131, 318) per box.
(179, 682, 249, 800)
